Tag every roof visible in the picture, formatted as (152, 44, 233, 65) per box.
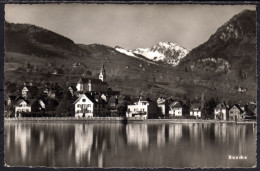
(230, 104, 244, 113)
(169, 101, 182, 108)
(78, 78, 108, 85)
(190, 103, 201, 110)
(13, 98, 38, 107)
(73, 93, 107, 105)
(214, 102, 228, 110)
(13, 99, 27, 107)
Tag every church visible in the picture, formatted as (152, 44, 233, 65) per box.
(76, 62, 109, 92)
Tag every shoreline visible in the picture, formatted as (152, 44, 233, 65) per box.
(4, 117, 257, 124)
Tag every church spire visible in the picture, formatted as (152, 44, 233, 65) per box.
(99, 60, 106, 82)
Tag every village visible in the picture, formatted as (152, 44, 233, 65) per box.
(4, 61, 257, 122)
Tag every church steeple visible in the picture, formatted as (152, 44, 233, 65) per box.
(99, 60, 106, 82)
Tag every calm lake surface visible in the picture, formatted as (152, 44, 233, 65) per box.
(5, 121, 256, 168)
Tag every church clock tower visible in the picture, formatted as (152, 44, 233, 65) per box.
(99, 61, 106, 82)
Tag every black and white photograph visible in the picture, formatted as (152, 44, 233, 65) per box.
(3, 4, 257, 168)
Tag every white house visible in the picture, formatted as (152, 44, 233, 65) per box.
(190, 103, 202, 118)
(74, 94, 96, 118)
(126, 96, 157, 119)
(214, 102, 229, 120)
(73, 93, 106, 118)
(127, 99, 149, 119)
(169, 101, 182, 117)
(14, 99, 31, 117)
(13, 99, 45, 117)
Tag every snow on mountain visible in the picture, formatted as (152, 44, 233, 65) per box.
(115, 46, 136, 57)
(114, 46, 157, 65)
(115, 42, 189, 66)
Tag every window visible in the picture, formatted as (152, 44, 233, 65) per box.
(82, 99, 86, 102)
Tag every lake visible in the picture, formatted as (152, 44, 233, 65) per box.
(4, 121, 256, 168)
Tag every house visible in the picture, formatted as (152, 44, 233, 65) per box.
(228, 104, 244, 121)
(73, 93, 107, 118)
(214, 102, 229, 120)
(20, 85, 38, 98)
(13, 99, 45, 117)
(190, 103, 202, 118)
(169, 101, 182, 117)
(126, 96, 158, 119)
(157, 97, 168, 116)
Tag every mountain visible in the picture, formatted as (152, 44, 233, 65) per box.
(179, 9, 256, 80)
(4, 21, 90, 58)
(115, 41, 189, 66)
(4, 10, 257, 102)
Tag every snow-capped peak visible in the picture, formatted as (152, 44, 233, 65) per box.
(115, 41, 189, 66)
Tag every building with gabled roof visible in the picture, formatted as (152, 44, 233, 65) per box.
(169, 101, 182, 117)
(214, 101, 229, 120)
(76, 78, 108, 92)
(126, 95, 158, 119)
(73, 93, 107, 118)
(76, 61, 109, 92)
(190, 103, 202, 118)
(229, 104, 245, 121)
(13, 98, 45, 117)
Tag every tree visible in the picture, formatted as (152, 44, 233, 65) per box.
(7, 83, 17, 94)
(56, 90, 74, 117)
(117, 100, 130, 117)
(205, 98, 217, 118)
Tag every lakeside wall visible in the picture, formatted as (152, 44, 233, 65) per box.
(4, 117, 256, 124)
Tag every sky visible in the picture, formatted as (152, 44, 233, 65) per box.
(5, 4, 256, 50)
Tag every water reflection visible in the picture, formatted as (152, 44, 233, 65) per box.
(5, 122, 256, 168)
(168, 124, 183, 143)
(126, 124, 149, 150)
(74, 124, 93, 164)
